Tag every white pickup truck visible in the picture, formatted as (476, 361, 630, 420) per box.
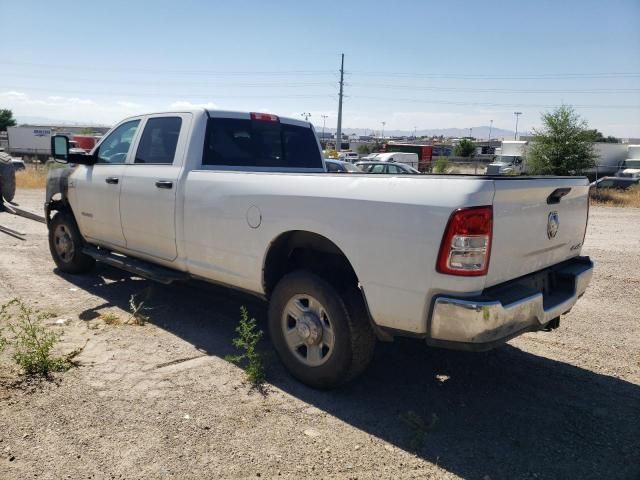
(46, 109, 593, 388)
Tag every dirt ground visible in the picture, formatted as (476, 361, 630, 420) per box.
(1, 189, 638, 480)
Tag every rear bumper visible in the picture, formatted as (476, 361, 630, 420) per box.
(427, 256, 593, 351)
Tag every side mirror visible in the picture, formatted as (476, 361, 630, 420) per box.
(50, 135, 97, 165)
(51, 135, 69, 162)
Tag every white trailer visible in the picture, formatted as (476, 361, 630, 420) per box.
(7, 127, 52, 161)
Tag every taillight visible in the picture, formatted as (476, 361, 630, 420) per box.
(436, 206, 493, 276)
(250, 112, 279, 122)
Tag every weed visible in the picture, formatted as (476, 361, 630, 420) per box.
(0, 299, 72, 376)
(433, 156, 449, 173)
(225, 306, 266, 387)
(400, 411, 438, 451)
(100, 311, 121, 325)
(128, 295, 150, 325)
(590, 185, 640, 208)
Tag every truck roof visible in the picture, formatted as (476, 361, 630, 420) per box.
(118, 108, 311, 128)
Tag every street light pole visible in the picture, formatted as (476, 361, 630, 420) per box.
(513, 112, 522, 140)
(320, 114, 328, 148)
(301, 112, 311, 122)
(488, 119, 493, 153)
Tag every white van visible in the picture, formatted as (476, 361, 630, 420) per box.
(338, 151, 359, 162)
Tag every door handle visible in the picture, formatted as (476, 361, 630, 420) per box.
(105, 177, 119, 184)
(155, 180, 173, 189)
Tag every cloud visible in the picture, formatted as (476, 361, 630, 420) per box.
(169, 101, 219, 110)
(116, 100, 142, 108)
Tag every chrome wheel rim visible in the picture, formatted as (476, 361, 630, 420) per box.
(281, 294, 335, 367)
(53, 224, 75, 263)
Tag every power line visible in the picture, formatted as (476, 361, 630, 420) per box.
(350, 71, 640, 79)
(0, 61, 335, 76)
(350, 83, 640, 94)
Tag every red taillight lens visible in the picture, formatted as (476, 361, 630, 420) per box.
(250, 112, 279, 122)
(436, 206, 493, 276)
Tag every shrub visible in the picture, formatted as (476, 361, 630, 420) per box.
(0, 299, 71, 376)
(225, 306, 265, 386)
(433, 156, 449, 173)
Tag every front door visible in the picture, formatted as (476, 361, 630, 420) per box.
(119, 114, 189, 261)
(71, 119, 141, 248)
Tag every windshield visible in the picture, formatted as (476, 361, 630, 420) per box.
(623, 160, 640, 168)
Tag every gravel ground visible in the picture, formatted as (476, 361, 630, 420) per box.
(0, 189, 638, 480)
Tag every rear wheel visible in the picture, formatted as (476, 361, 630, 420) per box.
(269, 271, 376, 389)
(48, 212, 95, 273)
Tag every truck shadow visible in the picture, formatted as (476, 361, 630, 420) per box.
(59, 265, 640, 480)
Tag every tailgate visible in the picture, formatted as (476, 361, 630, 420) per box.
(487, 178, 589, 287)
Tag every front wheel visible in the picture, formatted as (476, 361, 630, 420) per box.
(268, 271, 376, 389)
(48, 212, 95, 273)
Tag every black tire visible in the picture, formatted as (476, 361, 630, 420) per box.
(48, 212, 95, 274)
(0, 161, 16, 203)
(268, 270, 376, 389)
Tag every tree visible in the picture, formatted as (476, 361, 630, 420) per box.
(527, 105, 597, 175)
(357, 144, 372, 155)
(454, 138, 476, 157)
(586, 129, 619, 144)
(0, 109, 17, 131)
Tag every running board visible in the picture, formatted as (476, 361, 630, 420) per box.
(82, 246, 189, 285)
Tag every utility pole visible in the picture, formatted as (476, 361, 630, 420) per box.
(320, 114, 328, 148)
(336, 53, 345, 153)
(513, 112, 522, 140)
(413, 126, 417, 139)
(488, 119, 493, 153)
(469, 127, 473, 138)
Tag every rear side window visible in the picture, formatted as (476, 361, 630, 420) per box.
(135, 117, 182, 164)
(202, 118, 321, 169)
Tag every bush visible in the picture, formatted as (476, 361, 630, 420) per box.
(433, 156, 449, 173)
(0, 299, 71, 376)
(225, 306, 265, 386)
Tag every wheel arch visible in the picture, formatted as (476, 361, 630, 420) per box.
(262, 230, 390, 341)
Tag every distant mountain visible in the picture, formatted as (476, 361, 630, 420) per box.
(16, 115, 108, 127)
(316, 125, 525, 140)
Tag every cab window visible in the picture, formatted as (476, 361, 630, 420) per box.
(96, 120, 140, 164)
(135, 117, 182, 164)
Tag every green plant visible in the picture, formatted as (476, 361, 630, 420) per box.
(454, 138, 476, 158)
(128, 295, 150, 325)
(433, 156, 449, 173)
(100, 311, 121, 325)
(527, 105, 597, 175)
(0, 299, 71, 376)
(225, 306, 265, 386)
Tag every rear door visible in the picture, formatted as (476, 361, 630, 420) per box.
(487, 178, 590, 287)
(119, 113, 191, 261)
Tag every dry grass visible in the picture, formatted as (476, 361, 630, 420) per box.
(590, 186, 640, 208)
(16, 167, 48, 189)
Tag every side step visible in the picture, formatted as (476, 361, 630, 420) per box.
(82, 245, 189, 285)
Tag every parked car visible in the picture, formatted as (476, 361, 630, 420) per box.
(325, 159, 362, 173)
(355, 161, 419, 174)
(46, 108, 593, 389)
(365, 152, 419, 169)
(11, 158, 26, 171)
(590, 176, 640, 190)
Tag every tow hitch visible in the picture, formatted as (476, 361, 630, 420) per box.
(0, 199, 46, 240)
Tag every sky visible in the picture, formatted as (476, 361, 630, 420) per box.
(1, 0, 639, 137)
